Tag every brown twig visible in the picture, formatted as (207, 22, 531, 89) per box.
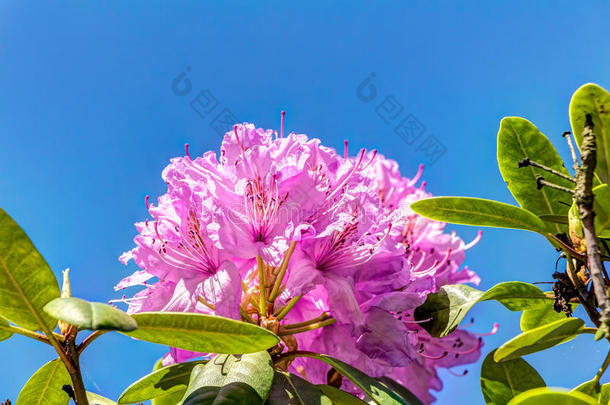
(575, 114, 610, 337)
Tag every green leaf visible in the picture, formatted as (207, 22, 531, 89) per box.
(594, 184, 610, 237)
(16, 358, 71, 405)
(601, 384, 610, 405)
(87, 392, 117, 405)
(44, 297, 137, 332)
(376, 377, 425, 405)
(0, 316, 13, 342)
(497, 117, 572, 233)
(414, 282, 548, 337)
(571, 381, 610, 404)
(0, 208, 60, 331)
(316, 385, 365, 404)
(180, 351, 274, 405)
(410, 197, 548, 233)
(572, 380, 601, 401)
(265, 371, 333, 405)
(494, 318, 584, 362)
(507, 388, 598, 405)
(480, 349, 546, 405)
(122, 312, 279, 354)
(570, 83, 610, 185)
(118, 359, 207, 404)
(538, 215, 569, 225)
(520, 302, 576, 332)
(289, 353, 409, 405)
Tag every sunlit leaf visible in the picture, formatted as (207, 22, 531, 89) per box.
(494, 318, 584, 362)
(594, 184, 610, 237)
(572, 380, 601, 401)
(410, 197, 548, 233)
(497, 117, 572, 233)
(520, 302, 575, 332)
(122, 312, 279, 354)
(0, 208, 60, 331)
(118, 358, 207, 404)
(376, 377, 425, 405)
(44, 297, 137, 332)
(538, 215, 568, 225)
(16, 358, 71, 405)
(266, 371, 333, 405)
(507, 387, 598, 405)
(179, 351, 274, 405)
(480, 349, 545, 405)
(316, 385, 365, 404)
(0, 316, 13, 342)
(414, 282, 548, 337)
(87, 392, 117, 405)
(570, 83, 610, 185)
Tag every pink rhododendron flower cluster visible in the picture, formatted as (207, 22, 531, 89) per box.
(117, 122, 485, 403)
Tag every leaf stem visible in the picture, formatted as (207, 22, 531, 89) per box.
(77, 330, 108, 354)
(0, 323, 50, 344)
(519, 157, 575, 183)
(275, 296, 301, 321)
(536, 176, 575, 194)
(257, 255, 267, 318)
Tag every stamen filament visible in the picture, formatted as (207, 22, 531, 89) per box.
(197, 296, 216, 311)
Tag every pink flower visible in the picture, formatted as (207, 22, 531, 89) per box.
(117, 121, 485, 403)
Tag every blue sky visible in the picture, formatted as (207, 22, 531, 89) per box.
(1, 1, 609, 403)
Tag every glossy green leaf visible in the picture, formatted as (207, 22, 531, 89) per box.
(316, 385, 365, 405)
(570, 83, 610, 184)
(495, 318, 584, 362)
(290, 353, 409, 405)
(414, 282, 548, 337)
(44, 297, 137, 332)
(150, 357, 191, 405)
(0, 316, 13, 342)
(601, 384, 610, 404)
(507, 388, 598, 405)
(376, 377, 425, 405)
(118, 359, 207, 404)
(480, 349, 546, 405)
(520, 302, 575, 332)
(410, 197, 547, 233)
(572, 380, 601, 401)
(538, 215, 569, 225)
(594, 184, 610, 237)
(16, 358, 71, 405)
(180, 351, 274, 405)
(122, 312, 279, 354)
(497, 117, 572, 233)
(265, 371, 333, 405)
(0, 208, 60, 331)
(87, 392, 117, 405)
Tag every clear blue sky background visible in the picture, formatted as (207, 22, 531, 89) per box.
(1, 2, 609, 403)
